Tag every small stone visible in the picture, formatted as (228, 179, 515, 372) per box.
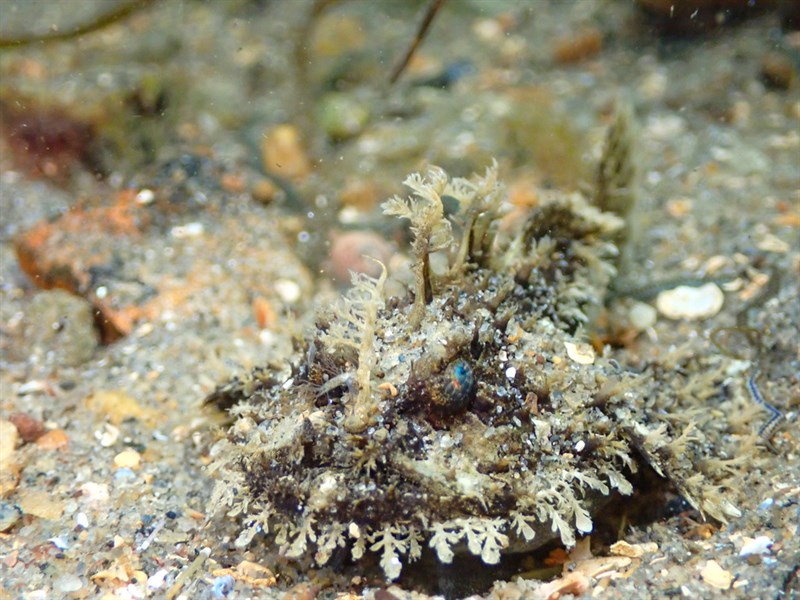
(55, 574, 83, 594)
(252, 296, 277, 329)
(629, 301, 657, 331)
(261, 124, 310, 181)
(739, 535, 773, 556)
(251, 178, 278, 205)
(35, 429, 69, 451)
(564, 342, 596, 365)
(0, 502, 22, 532)
(147, 569, 169, 590)
(96, 423, 120, 447)
(170, 222, 204, 238)
(656, 283, 724, 320)
(756, 233, 790, 253)
(328, 231, 393, 283)
(86, 390, 156, 425)
(210, 574, 235, 598)
(552, 27, 603, 64)
(114, 467, 136, 481)
(339, 178, 380, 211)
(79, 481, 110, 507)
(114, 449, 141, 469)
(0, 420, 20, 465)
(0, 421, 21, 495)
(274, 280, 302, 304)
(8, 413, 45, 443)
(665, 197, 693, 218)
(609, 540, 659, 558)
(0, 469, 20, 497)
(761, 52, 795, 90)
(317, 92, 370, 141)
(17, 489, 64, 520)
(75, 512, 90, 529)
(220, 172, 246, 194)
(700, 559, 733, 590)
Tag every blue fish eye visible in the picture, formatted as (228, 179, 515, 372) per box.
(443, 360, 475, 409)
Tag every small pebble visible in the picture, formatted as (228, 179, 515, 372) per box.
(700, 559, 733, 590)
(8, 413, 45, 443)
(114, 449, 141, 469)
(251, 178, 278, 205)
(17, 489, 64, 520)
(761, 51, 796, 90)
(564, 342, 596, 365)
(79, 482, 110, 506)
(55, 574, 83, 594)
(739, 535, 773, 556)
(339, 179, 380, 210)
(756, 233, 790, 254)
(316, 92, 370, 141)
(170, 222, 204, 238)
(553, 27, 603, 64)
(328, 231, 393, 283)
(86, 390, 153, 426)
(148, 568, 169, 590)
(35, 429, 69, 451)
(114, 467, 137, 481)
(211, 574, 235, 598)
(97, 423, 120, 447)
(274, 279, 301, 304)
(75, 512, 90, 529)
(0, 502, 22, 532)
(0, 420, 20, 464)
(261, 124, 310, 181)
(656, 283, 724, 320)
(629, 301, 657, 331)
(252, 296, 277, 329)
(50, 536, 69, 550)
(609, 540, 655, 558)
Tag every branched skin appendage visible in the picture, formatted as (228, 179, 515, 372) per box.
(383, 167, 453, 327)
(318, 260, 387, 433)
(593, 103, 639, 273)
(206, 162, 745, 582)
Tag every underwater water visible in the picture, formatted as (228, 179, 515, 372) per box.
(1, 1, 798, 598)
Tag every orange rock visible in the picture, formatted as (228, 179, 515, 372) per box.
(328, 231, 393, 283)
(13, 190, 148, 342)
(35, 429, 69, 451)
(8, 412, 45, 443)
(86, 390, 157, 426)
(252, 296, 277, 329)
(261, 125, 311, 181)
(252, 178, 279, 205)
(340, 178, 380, 211)
(553, 27, 603, 65)
(220, 172, 247, 194)
(17, 489, 64, 520)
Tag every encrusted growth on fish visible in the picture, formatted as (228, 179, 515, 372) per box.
(206, 160, 744, 582)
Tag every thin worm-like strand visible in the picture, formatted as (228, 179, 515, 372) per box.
(748, 370, 784, 441)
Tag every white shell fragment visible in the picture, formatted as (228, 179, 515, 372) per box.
(564, 342, 596, 365)
(739, 535, 773, 557)
(629, 301, 657, 331)
(656, 283, 724, 320)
